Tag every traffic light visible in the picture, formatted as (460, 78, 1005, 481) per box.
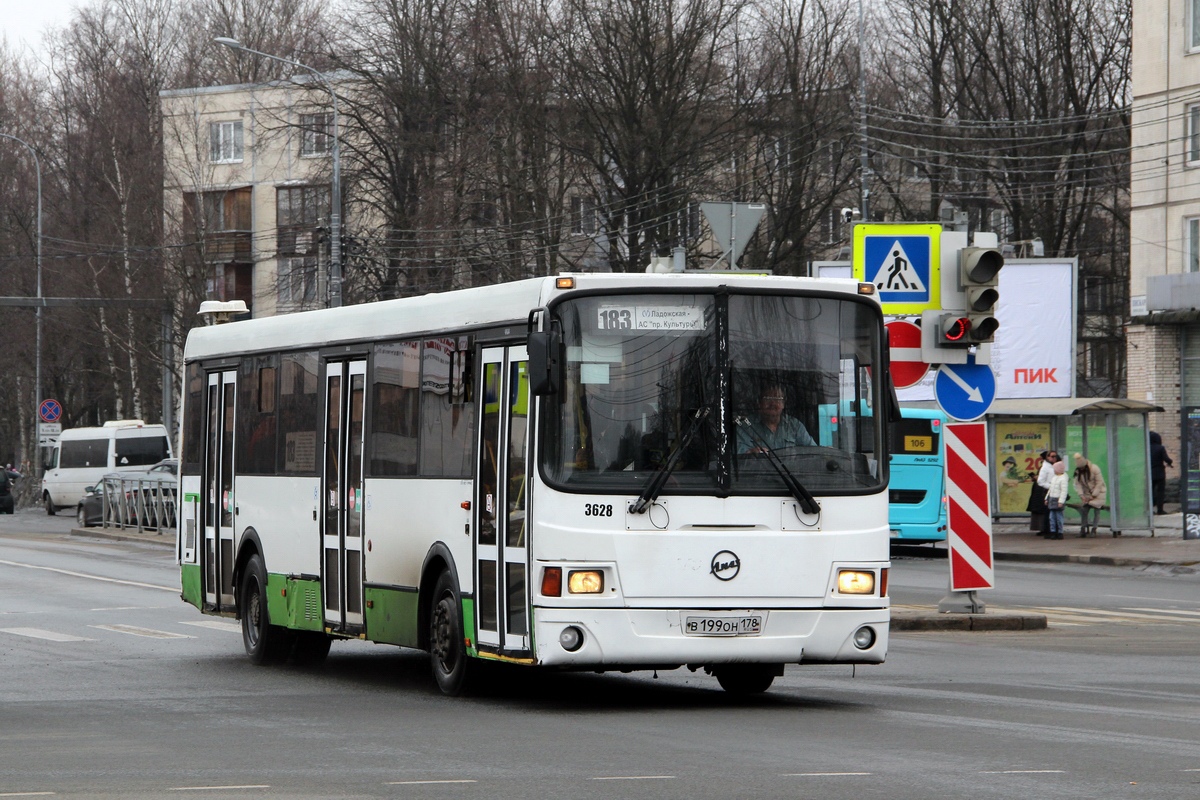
(938, 313, 972, 345)
(959, 246, 1003, 343)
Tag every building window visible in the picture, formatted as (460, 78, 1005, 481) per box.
(1188, 105, 1200, 164)
(570, 195, 597, 236)
(277, 185, 330, 307)
(1081, 276, 1110, 312)
(209, 120, 244, 163)
(1193, 0, 1200, 50)
(1188, 217, 1200, 273)
(299, 112, 333, 157)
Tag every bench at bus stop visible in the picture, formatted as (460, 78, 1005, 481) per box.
(1030, 503, 1117, 537)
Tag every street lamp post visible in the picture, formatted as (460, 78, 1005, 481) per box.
(214, 37, 342, 308)
(0, 133, 43, 482)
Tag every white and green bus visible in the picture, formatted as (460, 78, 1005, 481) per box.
(177, 273, 895, 695)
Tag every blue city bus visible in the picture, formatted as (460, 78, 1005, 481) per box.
(887, 407, 948, 544)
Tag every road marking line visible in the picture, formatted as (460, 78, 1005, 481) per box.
(90, 624, 194, 639)
(1126, 607, 1200, 618)
(980, 770, 1066, 774)
(0, 792, 56, 796)
(782, 772, 872, 777)
(0, 559, 176, 592)
(0, 627, 92, 642)
(385, 780, 477, 785)
(591, 776, 675, 781)
(167, 786, 270, 792)
(90, 606, 168, 611)
(179, 620, 241, 632)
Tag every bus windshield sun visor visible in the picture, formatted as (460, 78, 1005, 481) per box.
(734, 416, 821, 516)
(628, 407, 709, 515)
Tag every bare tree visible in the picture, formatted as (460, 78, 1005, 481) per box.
(552, 0, 747, 272)
(738, 0, 860, 274)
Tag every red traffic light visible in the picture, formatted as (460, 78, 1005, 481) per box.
(942, 315, 971, 343)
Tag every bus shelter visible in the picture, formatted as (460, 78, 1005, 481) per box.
(988, 398, 1163, 534)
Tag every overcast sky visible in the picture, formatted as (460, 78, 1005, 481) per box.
(2, 0, 77, 56)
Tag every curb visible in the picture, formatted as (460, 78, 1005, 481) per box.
(70, 527, 175, 548)
(891, 612, 1048, 632)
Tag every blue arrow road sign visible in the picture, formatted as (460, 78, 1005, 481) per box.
(934, 361, 996, 421)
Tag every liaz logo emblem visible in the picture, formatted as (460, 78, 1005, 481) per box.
(710, 550, 741, 581)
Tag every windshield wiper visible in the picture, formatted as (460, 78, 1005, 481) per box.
(628, 407, 709, 515)
(734, 416, 820, 515)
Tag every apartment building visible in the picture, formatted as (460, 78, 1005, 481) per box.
(1129, 1, 1200, 474)
(162, 75, 337, 318)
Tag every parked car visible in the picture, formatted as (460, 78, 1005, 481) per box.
(76, 459, 178, 529)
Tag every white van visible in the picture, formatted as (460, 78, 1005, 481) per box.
(41, 420, 173, 514)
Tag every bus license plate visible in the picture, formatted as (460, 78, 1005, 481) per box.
(684, 615, 762, 636)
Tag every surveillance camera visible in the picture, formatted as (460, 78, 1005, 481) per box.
(841, 208, 854, 224)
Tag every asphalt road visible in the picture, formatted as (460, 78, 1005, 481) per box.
(0, 512, 1198, 799)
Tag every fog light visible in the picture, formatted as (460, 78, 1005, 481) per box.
(852, 626, 876, 650)
(837, 569, 876, 594)
(559, 626, 584, 651)
(568, 570, 603, 593)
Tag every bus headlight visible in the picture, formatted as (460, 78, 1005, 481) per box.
(837, 569, 876, 595)
(568, 570, 604, 593)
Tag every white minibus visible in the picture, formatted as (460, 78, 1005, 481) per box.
(42, 420, 172, 514)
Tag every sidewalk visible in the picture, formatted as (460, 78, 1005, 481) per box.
(892, 505, 1200, 631)
(70, 524, 175, 548)
(896, 508, 1200, 570)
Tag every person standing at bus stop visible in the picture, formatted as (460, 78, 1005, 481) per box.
(1029, 450, 1059, 536)
(1150, 431, 1173, 515)
(1072, 453, 1107, 537)
(1045, 459, 1069, 539)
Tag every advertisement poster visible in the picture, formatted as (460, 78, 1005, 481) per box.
(895, 260, 1075, 404)
(994, 420, 1052, 514)
(1185, 409, 1200, 538)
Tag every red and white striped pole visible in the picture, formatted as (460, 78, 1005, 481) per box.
(938, 421, 995, 612)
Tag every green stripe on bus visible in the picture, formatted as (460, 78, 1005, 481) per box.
(180, 563, 202, 608)
(266, 574, 325, 632)
(462, 598, 477, 657)
(363, 586, 420, 648)
(183, 493, 200, 502)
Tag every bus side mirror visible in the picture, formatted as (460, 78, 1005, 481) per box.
(527, 331, 562, 396)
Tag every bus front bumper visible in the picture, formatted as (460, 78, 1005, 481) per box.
(532, 606, 888, 668)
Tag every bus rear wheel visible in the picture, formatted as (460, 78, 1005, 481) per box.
(240, 553, 291, 665)
(713, 664, 778, 695)
(429, 570, 472, 696)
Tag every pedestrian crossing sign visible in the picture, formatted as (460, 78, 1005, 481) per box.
(852, 223, 941, 314)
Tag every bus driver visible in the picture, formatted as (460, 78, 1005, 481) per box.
(738, 384, 816, 453)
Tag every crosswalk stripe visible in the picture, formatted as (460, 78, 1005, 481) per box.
(89, 624, 194, 639)
(0, 627, 92, 642)
(179, 620, 241, 632)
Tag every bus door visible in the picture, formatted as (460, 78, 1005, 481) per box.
(474, 346, 531, 654)
(322, 359, 367, 632)
(202, 369, 236, 612)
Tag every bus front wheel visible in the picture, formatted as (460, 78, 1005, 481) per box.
(429, 570, 471, 696)
(240, 553, 291, 665)
(713, 664, 778, 695)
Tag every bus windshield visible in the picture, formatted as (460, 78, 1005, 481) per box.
(540, 290, 884, 496)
